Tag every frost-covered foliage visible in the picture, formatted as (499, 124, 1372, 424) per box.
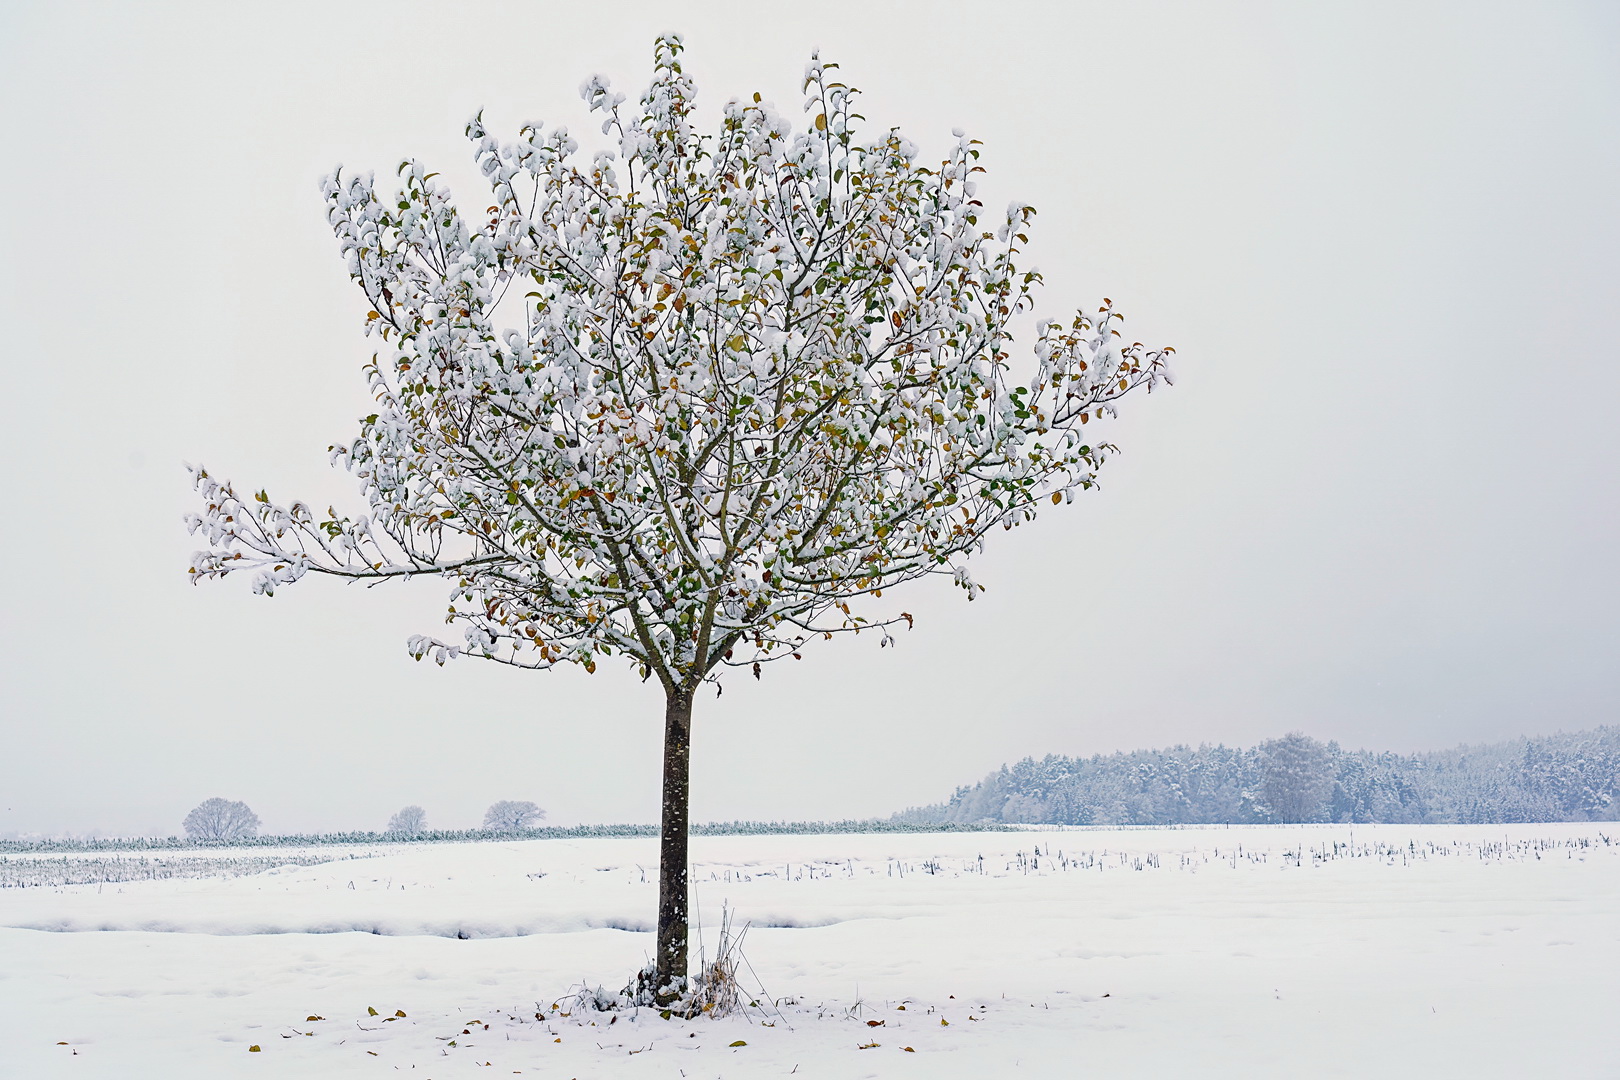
(182, 798, 261, 841)
(904, 727, 1620, 826)
(483, 800, 545, 831)
(183, 34, 1172, 690)
(386, 805, 427, 833)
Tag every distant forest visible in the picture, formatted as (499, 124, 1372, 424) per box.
(897, 727, 1620, 826)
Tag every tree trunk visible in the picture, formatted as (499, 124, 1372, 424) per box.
(654, 686, 693, 1003)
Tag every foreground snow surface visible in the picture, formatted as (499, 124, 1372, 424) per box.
(3, 825, 1616, 1078)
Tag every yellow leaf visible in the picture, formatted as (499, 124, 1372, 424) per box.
(1051, 492, 1062, 504)
(248, 1045, 261, 1052)
(729, 1040, 748, 1047)
(367, 1007, 378, 1016)
(306, 1015, 324, 1022)
(394, 1010, 407, 1018)
(815, 113, 827, 131)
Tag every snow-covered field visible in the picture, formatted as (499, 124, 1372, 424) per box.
(2, 824, 1616, 1078)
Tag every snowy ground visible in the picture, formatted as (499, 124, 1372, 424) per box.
(2, 824, 1616, 1078)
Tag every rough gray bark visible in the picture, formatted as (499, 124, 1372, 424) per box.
(655, 687, 693, 1002)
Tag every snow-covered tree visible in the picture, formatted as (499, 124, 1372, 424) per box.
(386, 805, 427, 833)
(483, 800, 544, 831)
(182, 797, 260, 841)
(1256, 733, 1335, 823)
(185, 37, 1173, 1001)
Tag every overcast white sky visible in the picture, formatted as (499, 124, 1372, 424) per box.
(1, 1, 1615, 838)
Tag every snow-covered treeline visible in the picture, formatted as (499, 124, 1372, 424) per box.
(0, 820, 1006, 856)
(900, 727, 1620, 826)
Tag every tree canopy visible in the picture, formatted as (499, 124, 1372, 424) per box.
(182, 797, 261, 841)
(483, 800, 545, 831)
(186, 36, 1172, 697)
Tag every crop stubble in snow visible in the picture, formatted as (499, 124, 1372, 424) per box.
(1, 824, 1615, 1078)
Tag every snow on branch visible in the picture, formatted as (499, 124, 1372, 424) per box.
(186, 35, 1174, 694)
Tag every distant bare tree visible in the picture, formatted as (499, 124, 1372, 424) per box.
(1258, 733, 1335, 823)
(483, 800, 544, 832)
(386, 805, 427, 833)
(183, 797, 260, 841)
